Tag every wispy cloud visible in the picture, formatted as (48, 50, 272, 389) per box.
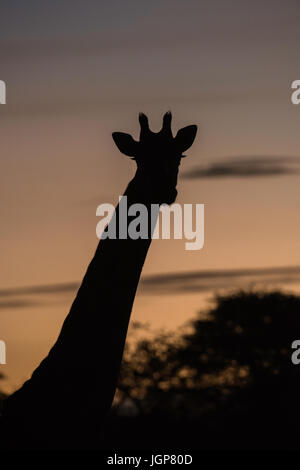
(0, 282, 79, 298)
(0, 282, 78, 310)
(1, 266, 300, 310)
(183, 156, 300, 180)
(140, 266, 300, 295)
(0, 299, 39, 309)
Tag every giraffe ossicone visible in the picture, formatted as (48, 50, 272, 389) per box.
(112, 111, 197, 160)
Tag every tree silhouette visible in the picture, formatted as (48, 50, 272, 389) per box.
(114, 290, 300, 449)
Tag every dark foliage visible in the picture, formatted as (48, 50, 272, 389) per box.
(108, 290, 300, 449)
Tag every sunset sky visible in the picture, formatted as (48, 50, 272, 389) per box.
(1, 0, 300, 392)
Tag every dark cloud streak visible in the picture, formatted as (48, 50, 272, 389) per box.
(0, 299, 39, 309)
(0, 282, 79, 298)
(140, 266, 300, 294)
(1, 266, 300, 310)
(183, 156, 300, 180)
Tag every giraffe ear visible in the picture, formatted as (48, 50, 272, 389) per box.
(112, 132, 139, 157)
(174, 125, 197, 153)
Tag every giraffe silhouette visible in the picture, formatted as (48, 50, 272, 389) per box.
(1, 112, 197, 449)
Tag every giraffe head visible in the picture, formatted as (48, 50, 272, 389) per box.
(112, 112, 197, 204)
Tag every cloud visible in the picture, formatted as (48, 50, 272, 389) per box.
(0, 299, 38, 309)
(183, 156, 300, 179)
(1, 266, 300, 310)
(140, 266, 300, 295)
(0, 282, 79, 310)
(0, 282, 79, 298)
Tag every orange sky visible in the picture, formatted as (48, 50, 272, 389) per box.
(1, 0, 300, 392)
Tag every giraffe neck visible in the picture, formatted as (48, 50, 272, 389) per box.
(3, 170, 164, 447)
